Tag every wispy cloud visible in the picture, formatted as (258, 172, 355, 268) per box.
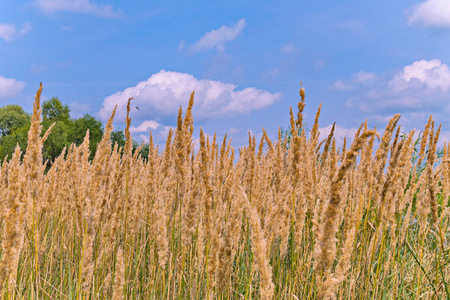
(330, 80, 354, 91)
(189, 19, 246, 53)
(0, 76, 26, 98)
(98, 70, 281, 122)
(281, 44, 296, 54)
(407, 0, 450, 29)
(354, 71, 376, 83)
(0, 23, 32, 42)
(36, 0, 122, 18)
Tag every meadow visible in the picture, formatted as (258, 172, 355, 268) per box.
(0, 82, 448, 299)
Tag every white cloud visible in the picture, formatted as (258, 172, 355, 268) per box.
(281, 44, 296, 54)
(0, 76, 26, 98)
(36, 0, 122, 18)
(130, 120, 159, 133)
(407, 0, 450, 29)
(389, 59, 450, 92)
(98, 70, 281, 122)
(338, 59, 450, 143)
(330, 80, 354, 91)
(0, 23, 32, 42)
(190, 19, 246, 52)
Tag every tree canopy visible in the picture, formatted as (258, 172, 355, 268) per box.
(0, 98, 150, 163)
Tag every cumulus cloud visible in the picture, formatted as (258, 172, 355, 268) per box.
(130, 120, 159, 133)
(98, 70, 281, 122)
(36, 0, 122, 18)
(336, 59, 450, 143)
(189, 19, 246, 52)
(389, 59, 450, 92)
(0, 23, 32, 42)
(407, 0, 450, 29)
(0, 76, 26, 98)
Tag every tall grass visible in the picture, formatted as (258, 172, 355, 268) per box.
(0, 83, 448, 299)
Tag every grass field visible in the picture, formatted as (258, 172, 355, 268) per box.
(0, 83, 448, 299)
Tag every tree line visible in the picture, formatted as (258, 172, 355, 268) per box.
(0, 97, 149, 163)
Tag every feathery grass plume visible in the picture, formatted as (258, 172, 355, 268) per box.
(161, 129, 173, 179)
(339, 136, 347, 163)
(289, 106, 296, 136)
(442, 144, 450, 208)
(296, 83, 306, 129)
(183, 91, 195, 158)
(174, 106, 186, 189)
(41, 122, 55, 144)
(378, 138, 404, 225)
(321, 205, 358, 300)
(218, 134, 228, 185)
(329, 137, 337, 180)
(241, 187, 275, 300)
(23, 83, 45, 228)
(155, 186, 169, 268)
(392, 130, 416, 214)
(262, 128, 273, 152)
(183, 152, 200, 250)
(320, 122, 335, 169)
(314, 129, 376, 274)
(310, 104, 322, 144)
(207, 200, 223, 293)
(426, 123, 441, 225)
(122, 97, 137, 233)
(373, 114, 401, 198)
(199, 128, 214, 239)
(112, 246, 125, 300)
(3, 82, 450, 298)
(0, 145, 25, 289)
(391, 125, 401, 153)
(417, 115, 433, 167)
(81, 104, 117, 293)
(217, 173, 245, 294)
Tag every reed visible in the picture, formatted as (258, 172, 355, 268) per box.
(0, 83, 448, 299)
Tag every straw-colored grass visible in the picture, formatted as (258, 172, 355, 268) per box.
(0, 82, 448, 299)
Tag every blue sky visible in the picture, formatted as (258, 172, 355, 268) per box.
(2, 0, 450, 148)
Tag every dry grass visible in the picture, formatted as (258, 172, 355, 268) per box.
(0, 83, 448, 299)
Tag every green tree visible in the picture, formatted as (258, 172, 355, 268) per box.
(41, 97, 72, 162)
(111, 130, 126, 149)
(68, 114, 103, 160)
(0, 104, 30, 137)
(42, 97, 70, 122)
(0, 122, 30, 161)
